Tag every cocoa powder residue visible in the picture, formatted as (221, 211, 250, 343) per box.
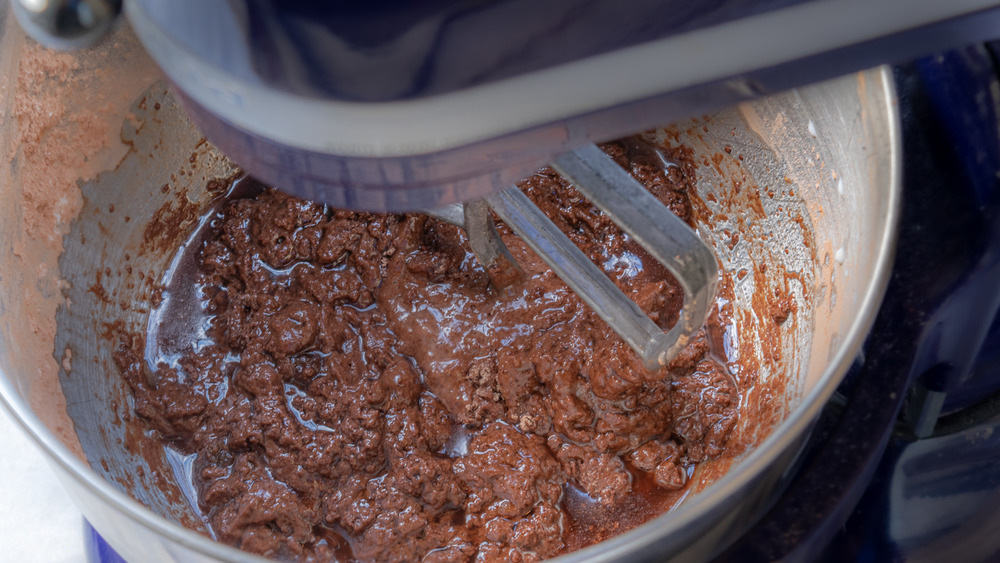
(0, 20, 160, 459)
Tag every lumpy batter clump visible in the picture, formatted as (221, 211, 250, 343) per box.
(115, 141, 739, 562)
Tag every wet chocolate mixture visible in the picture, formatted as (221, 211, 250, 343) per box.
(114, 141, 739, 562)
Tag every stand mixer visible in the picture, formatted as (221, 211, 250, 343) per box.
(13, 0, 1000, 370)
(13, 0, 1000, 207)
(5, 1, 1000, 562)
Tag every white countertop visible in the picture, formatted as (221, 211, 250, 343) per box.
(0, 405, 86, 562)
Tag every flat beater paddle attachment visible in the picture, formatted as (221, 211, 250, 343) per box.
(426, 144, 718, 370)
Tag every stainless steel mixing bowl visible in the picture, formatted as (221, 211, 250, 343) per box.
(0, 9, 899, 563)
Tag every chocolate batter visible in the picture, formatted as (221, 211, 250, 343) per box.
(115, 141, 739, 562)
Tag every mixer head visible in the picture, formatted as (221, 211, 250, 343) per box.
(16, 1, 1000, 211)
(17, 0, 1000, 211)
(12, 0, 121, 50)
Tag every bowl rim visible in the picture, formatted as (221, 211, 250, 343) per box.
(0, 65, 901, 562)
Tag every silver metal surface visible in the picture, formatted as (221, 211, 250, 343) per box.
(0, 10, 901, 563)
(125, 0, 988, 210)
(430, 144, 717, 368)
(424, 203, 466, 229)
(462, 199, 523, 290)
(551, 145, 718, 368)
(13, 0, 121, 49)
(490, 186, 676, 369)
